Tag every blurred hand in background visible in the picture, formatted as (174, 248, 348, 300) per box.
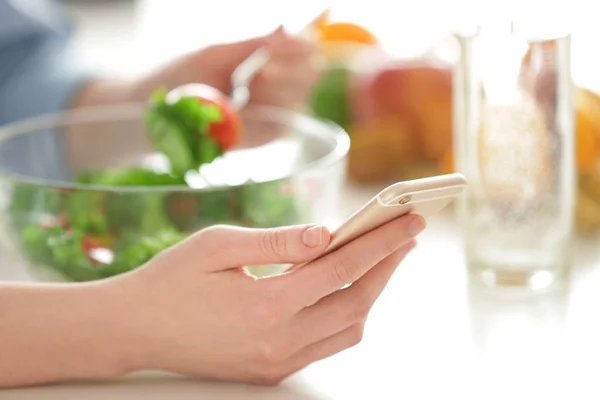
(129, 26, 320, 112)
(74, 27, 320, 113)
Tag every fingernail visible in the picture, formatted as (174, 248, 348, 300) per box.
(303, 225, 324, 247)
(408, 215, 426, 237)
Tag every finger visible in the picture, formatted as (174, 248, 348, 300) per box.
(273, 214, 425, 309)
(250, 60, 320, 109)
(249, 37, 320, 111)
(177, 224, 331, 271)
(267, 36, 316, 60)
(287, 241, 415, 350)
(197, 26, 283, 93)
(210, 26, 286, 69)
(280, 322, 366, 377)
(255, 61, 319, 90)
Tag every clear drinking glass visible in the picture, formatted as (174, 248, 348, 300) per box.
(453, 23, 576, 290)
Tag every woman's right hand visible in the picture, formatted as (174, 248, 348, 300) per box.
(106, 214, 425, 385)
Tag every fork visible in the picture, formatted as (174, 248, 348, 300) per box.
(228, 8, 329, 110)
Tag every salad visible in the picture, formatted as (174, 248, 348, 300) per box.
(10, 85, 304, 281)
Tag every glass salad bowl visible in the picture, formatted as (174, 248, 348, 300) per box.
(0, 103, 349, 282)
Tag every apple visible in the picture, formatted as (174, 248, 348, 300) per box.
(348, 117, 420, 182)
(351, 60, 454, 162)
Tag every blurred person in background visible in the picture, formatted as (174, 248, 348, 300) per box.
(0, 0, 319, 175)
(0, 0, 426, 390)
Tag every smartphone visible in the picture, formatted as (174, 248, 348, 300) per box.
(321, 173, 468, 257)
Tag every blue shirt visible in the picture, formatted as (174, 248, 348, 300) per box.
(0, 0, 92, 180)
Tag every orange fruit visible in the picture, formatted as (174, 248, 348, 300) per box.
(576, 109, 598, 173)
(415, 96, 453, 161)
(576, 88, 600, 174)
(318, 22, 377, 45)
(438, 147, 454, 174)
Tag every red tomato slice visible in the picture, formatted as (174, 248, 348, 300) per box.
(201, 97, 242, 151)
(82, 235, 106, 250)
(166, 84, 242, 151)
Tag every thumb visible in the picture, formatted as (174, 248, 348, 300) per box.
(185, 224, 331, 271)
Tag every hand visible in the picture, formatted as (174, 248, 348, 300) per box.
(113, 214, 425, 385)
(132, 27, 320, 112)
(68, 28, 320, 166)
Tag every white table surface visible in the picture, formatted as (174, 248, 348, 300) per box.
(4, 1, 600, 398)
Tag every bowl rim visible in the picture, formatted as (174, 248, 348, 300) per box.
(0, 103, 350, 193)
